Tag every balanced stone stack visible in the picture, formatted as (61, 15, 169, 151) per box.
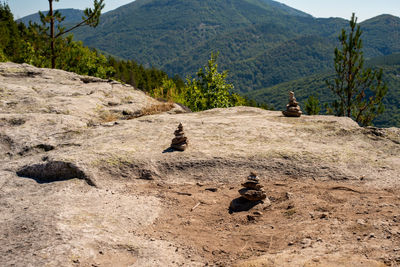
(171, 123, 188, 151)
(238, 172, 266, 202)
(282, 91, 302, 117)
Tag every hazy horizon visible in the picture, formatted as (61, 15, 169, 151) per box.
(8, 0, 400, 22)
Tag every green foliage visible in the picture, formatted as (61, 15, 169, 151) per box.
(0, 2, 22, 61)
(56, 36, 114, 78)
(0, 48, 6, 61)
(326, 13, 388, 126)
(40, 0, 105, 68)
(2, 2, 269, 113)
(305, 95, 321, 115)
(64, 0, 400, 95)
(246, 60, 400, 128)
(183, 53, 236, 111)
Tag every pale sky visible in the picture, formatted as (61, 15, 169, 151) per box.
(277, 0, 400, 21)
(7, 0, 400, 22)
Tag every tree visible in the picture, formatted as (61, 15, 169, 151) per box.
(0, 2, 22, 61)
(40, 0, 105, 68)
(326, 13, 388, 126)
(305, 95, 320, 115)
(184, 52, 234, 111)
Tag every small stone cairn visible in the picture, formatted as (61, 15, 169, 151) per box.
(171, 122, 188, 151)
(282, 91, 302, 117)
(238, 172, 266, 201)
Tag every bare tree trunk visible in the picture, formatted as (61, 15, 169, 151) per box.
(49, 0, 55, 68)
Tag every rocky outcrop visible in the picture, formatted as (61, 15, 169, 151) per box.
(1, 63, 399, 267)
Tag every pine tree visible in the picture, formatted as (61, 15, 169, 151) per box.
(305, 95, 320, 115)
(326, 13, 388, 126)
(185, 53, 234, 111)
(41, 0, 105, 68)
(0, 3, 21, 61)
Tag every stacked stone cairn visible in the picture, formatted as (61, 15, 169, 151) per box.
(171, 122, 188, 151)
(238, 172, 266, 202)
(282, 91, 302, 117)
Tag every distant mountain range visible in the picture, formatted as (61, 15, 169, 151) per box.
(19, 0, 400, 127)
(18, 8, 84, 25)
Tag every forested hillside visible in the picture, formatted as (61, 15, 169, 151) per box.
(1, 3, 265, 114)
(64, 0, 400, 93)
(14, 0, 400, 127)
(246, 54, 400, 127)
(20, 1, 400, 94)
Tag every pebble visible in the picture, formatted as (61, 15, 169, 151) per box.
(357, 219, 366, 225)
(369, 233, 375, 238)
(205, 188, 218, 192)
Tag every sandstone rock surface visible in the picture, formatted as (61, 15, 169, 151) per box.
(1, 63, 399, 266)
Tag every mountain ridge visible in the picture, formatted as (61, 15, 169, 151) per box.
(16, 1, 400, 127)
(17, 8, 84, 25)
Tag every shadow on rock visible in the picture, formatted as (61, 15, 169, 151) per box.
(16, 161, 96, 186)
(229, 197, 263, 214)
(162, 147, 175, 153)
(162, 147, 185, 153)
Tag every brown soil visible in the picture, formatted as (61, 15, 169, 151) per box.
(135, 177, 400, 266)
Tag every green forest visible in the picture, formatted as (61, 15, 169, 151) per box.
(2, 0, 400, 128)
(0, 3, 266, 112)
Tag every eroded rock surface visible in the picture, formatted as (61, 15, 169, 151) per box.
(1, 63, 399, 266)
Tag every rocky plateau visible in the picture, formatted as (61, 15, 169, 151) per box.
(0, 62, 399, 266)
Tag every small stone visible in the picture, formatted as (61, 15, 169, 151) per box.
(320, 213, 328, 219)
(357, 219, 366, 225)
(301, 238, 312, 248)
(242, 181, 263, 190)
(286, 192, 293, 199)
(239, 188, 267, 201)
(205, 188, 218, 192)
(369, 233, 375, 238)
(247, 215, 256, 221)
